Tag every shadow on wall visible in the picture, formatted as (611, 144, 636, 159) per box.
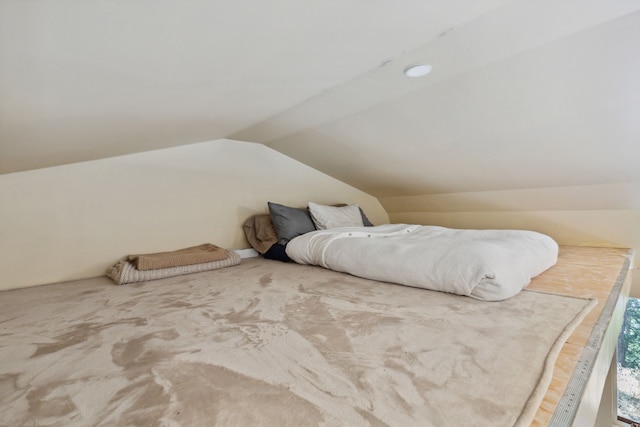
(390, 209, 628, 245)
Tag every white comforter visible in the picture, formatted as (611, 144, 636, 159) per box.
(286, 224, 559, 301)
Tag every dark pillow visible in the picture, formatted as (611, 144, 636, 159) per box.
(268, 202, 317, 245)
(263, 243, 291, 262)
(359, 208, 374, 227)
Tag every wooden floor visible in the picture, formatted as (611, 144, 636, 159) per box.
(527, 246, 632, 426)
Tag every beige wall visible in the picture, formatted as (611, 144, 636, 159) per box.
(4, 139, 636, 298)
(380, 182, 640, 298)
(0, 139, 388, 291)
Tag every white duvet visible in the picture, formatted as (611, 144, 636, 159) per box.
(286, 224, 559, 301)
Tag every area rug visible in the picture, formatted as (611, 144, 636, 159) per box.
(0, 258, 594, 427)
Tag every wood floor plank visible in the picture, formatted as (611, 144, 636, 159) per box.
(528, 246, 631, 425)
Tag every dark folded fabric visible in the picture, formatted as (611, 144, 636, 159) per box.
(263, 243, 291, 263)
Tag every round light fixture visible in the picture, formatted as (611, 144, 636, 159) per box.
(403, 64, 433, 78)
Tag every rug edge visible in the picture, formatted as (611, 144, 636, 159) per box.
(513, 295, 598, 427)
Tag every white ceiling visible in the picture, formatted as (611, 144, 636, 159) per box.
(2, 0, 639, 197)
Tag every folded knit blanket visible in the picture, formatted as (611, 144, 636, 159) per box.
(127, 243, 229, 271)
(107, 250, 241, 285)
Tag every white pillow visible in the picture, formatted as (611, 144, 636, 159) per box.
(308, 202, 364, 230)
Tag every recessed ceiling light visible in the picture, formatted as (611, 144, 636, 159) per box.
(403, 64, 433, 78)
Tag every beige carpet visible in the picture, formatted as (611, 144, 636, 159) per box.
(0, 258, 594, 427)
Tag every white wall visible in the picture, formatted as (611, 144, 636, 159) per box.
(381, 182, 640, 297)
(0, 139, 388, 291)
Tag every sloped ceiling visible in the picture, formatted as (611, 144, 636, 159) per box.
(2, 0, 639, 198)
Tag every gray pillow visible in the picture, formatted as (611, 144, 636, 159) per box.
(268, 202, 317, 245)
(358, 207, 374, 226)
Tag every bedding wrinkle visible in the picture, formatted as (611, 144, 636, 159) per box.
(286, 224, 558, 301)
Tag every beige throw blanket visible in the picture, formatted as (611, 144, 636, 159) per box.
(128, 243, 229, 270)
(107, 250, 241, 285)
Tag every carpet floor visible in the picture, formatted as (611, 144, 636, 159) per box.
(0, 258, 594, 427)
